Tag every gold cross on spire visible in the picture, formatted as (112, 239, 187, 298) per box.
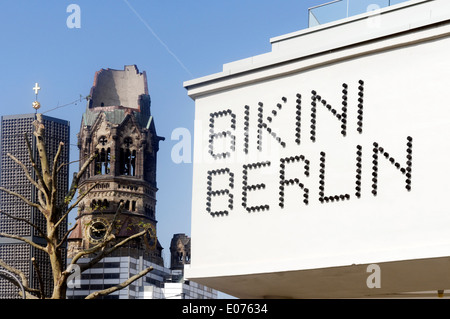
(32, 82, 41, 111)
(33, 83, 41, 96)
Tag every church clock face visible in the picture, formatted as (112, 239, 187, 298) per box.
(87, 218, 109, 244)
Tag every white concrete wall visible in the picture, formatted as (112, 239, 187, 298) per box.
(185, 0, 450, 282)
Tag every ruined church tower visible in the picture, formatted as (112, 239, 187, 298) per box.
(68, 65, 164, 265)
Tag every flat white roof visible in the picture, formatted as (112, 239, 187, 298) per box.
(184, 0, 448, 93)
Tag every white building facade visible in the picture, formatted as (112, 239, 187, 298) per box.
(183, 0, 450, 298)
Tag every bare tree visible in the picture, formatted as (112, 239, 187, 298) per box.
(0, 114, 154, 299)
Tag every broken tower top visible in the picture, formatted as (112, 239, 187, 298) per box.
(89, 65, 149, 112)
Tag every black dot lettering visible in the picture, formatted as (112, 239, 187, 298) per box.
(310, 83, 349, 143)
(357, 80, 364, 134)
(257, 98, 287, 151)
(208, 110, 236, 159)
(242, 161, 271, 213)
(279, 156, 310, 208)
(203, 80, 416, 214)
(356, 145, 362, 198)
(371, 137, 413, 196)
(206, 168, 234, 217)
(244, 105, 250, 154)
(319, 151, 350, 203)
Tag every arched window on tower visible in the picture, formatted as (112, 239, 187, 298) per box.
(120, 137, 136, 176)
(90, 199, 109, 212)
(94, 147, 111, 175)
(94, 136, 110, 175)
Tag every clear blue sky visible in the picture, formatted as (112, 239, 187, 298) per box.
(0, 0, 327, 265)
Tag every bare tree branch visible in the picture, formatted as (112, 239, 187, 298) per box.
(57, 181, 99, 230)
(53, 152, 97, 241)
(6, 153, 42, 194)
(24, 132, 49, 197)
(69, 232, 116, 267)
(69, 204, 153, 275)
(0, 186, 41, 210)
(37, 183, 48, 208)
(109, 229, 150, 255)
(62, 152, 97, 211)
(51, 142, 64, 186)
(5, 145, 49, 215)
(50, 141, 65, 209)
(69, 203, 124, 268)
(78, 228, 151, 275)
(85, 266, 153, 299)
(56, 222, 78, 250)
(0, 113, 156, 299)
(106, 202, 123, 237)
(57, 153, 93, 175)
(0, 232, 47, 253)
(0, 258, 40, 299)
(32, 257, 45, 299)
(76, 204, 156, 273)
(0, 209, 47, 240)
(33, 117, 51, 185)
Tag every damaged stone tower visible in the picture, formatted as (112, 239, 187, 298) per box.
(68, 65, 164, 265)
